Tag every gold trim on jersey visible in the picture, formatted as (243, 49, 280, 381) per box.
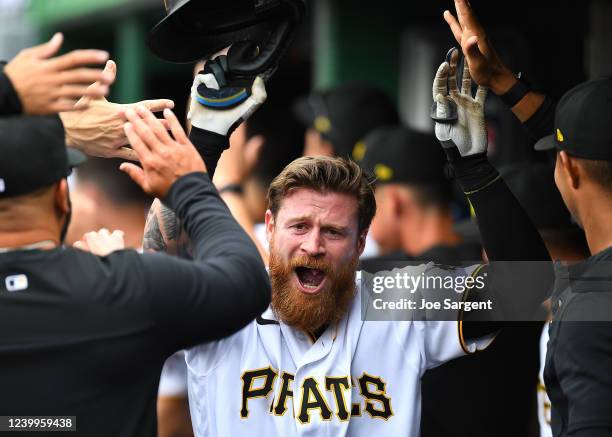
(325, 376, 351, 421)
(297, 377, 334, 424)
(457, 264, 487, 355)
(240, 366, 278, 419)
(356, 372, 394, 421)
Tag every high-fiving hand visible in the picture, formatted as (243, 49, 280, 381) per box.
(432, 48, 488, 157)
(443, 0, 515, 95)
(3, 33, 112, 114)
(120, 106, 206, 199)
(60, 61, 175, 161)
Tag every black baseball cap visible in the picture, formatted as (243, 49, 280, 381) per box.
(357, 125, 448, 185)
(535, 77, 612, 160)
(0, 115, 85, 199)
(293, 82, 399, 157)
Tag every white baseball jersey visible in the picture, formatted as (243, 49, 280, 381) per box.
(185, 267, 493, 436)
(538, 322, 552, 437)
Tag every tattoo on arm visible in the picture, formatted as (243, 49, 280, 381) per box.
(143, 203, 168, 252)
(143, 199, 192, 257)
(160, 203, 179, 241)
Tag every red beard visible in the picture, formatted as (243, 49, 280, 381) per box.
(269, 247, 358, 333)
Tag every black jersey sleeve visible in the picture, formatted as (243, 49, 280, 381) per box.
(447, 152, 554, 339)
(188, 126, 229, 179)
(138, 172, 270, 351)
(0, 62, 23, 116)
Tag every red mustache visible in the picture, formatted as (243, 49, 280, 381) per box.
(289, 255, 332, 275)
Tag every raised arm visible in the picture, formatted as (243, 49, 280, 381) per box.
(142, 68, 267, 260)
(59, 60, 175, 161)
(121, 106, 270, 349)
(443, 0, 554, 140)
(1, 33, 111, 116)
(432, 48, 553, 336)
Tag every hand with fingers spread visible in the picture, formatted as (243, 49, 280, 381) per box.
(433, 48, 488, 157)
(443, 0, 516, 95)
(120, 106, 207, 199)
(73, 228, 126, 256)
(3, 33, 112, 115)
(59, 60, 175, 161)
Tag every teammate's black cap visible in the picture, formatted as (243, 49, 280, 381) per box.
(293, 83, 399, 157)
(535, 77, 612, 160)
(0, 115, 85, 198)
(356, 125, 447, 185)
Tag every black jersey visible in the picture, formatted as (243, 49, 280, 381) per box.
(0, 173, 270, 437)
(0, 61, 23, 116)
(545, 246, 612, 437)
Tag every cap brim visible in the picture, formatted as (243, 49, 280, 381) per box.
(67, 148, 86, 169)
(293, 96, 315, 126)
(534, 134, 557, 151)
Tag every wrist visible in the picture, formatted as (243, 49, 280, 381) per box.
(214, 175, 243, 189)
(217, 183, 244, 196)
(448, 152, 500, 194)
(489, 69, 517, 96)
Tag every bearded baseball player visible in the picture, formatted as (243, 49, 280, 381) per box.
(138, 35, 553, 433)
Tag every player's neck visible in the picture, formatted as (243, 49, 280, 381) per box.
(401, 211, 461, 256)
(577, 192, 612, 256)
(0, 229, 59, 251)
(0, 204, 62, 250)
(303, 324, 329, 342)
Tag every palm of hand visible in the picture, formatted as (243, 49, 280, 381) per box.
(444, 91, 487, 156)
(433, 51, 488, 157)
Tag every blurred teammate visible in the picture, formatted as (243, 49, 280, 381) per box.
(66, 157, 151, 248)
(356, 125, 482, 270)
(0, 109, 269, 436)
(444, 1, 612, 435)
(294, 83, 398, 158)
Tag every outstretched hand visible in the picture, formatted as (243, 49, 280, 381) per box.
(443, 0, 516, 95)
(120, 107, 206, 199)
(433, 48, 488, 157)
(60, 61, 175, 161)
(4, 33, 112, 114)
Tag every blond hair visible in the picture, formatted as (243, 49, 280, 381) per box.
(267, 156, 376, 234)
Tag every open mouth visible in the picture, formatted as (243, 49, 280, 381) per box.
(294, 266, 327, 294)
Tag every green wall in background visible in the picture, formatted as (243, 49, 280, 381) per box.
(313, 0, 401, 100)
(29, 0, 403, 102)
(29, 0, 136, 26)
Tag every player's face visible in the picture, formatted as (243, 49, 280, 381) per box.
(266, 188, 365, 331)
(369, 185, 401, 253)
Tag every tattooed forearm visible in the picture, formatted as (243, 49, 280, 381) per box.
(142, 199, 192, 257)
(159, 203, 179, 241)
(143, 203, 168, 253)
